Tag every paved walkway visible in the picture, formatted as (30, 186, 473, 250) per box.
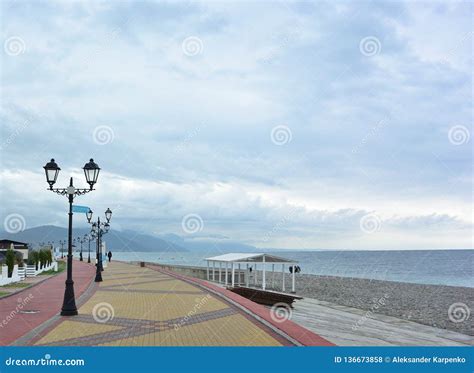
(19, 262, 325, 346)
(0, 260, 96, 345)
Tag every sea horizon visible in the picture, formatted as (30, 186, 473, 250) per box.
(112, 249, 473, 288)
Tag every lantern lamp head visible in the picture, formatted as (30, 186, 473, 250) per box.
(86, 209, 93, 223)
(105, 208, 112, 223)
(83, 159, 100, 190)
(43, 159, 61, 189)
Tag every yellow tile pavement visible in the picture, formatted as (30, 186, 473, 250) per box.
(34, 262, 285, 346)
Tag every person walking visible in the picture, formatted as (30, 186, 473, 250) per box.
(107, 251, 112, 262)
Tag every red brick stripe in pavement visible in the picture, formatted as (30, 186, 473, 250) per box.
(0, 260, 96, 346)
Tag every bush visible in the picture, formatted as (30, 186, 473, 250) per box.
(5, 249, 15, 277)
(14, 251, 24, 267)
(29, 251, 40, 270)
(46, 250, 53, 265)
(39, 250, 47, 269)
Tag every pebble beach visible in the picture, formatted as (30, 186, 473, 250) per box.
(257, 272, 473, 336)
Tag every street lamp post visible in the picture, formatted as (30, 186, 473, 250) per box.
(59, 240, 66, 258)
(87, 208, 112, 282)
(48, 241, 54, 257)
(43, 158, 100, 316)
(87, 234, 92, 263)
(78, 236, 86, 261)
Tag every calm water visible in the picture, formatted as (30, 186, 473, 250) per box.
(114, 249, 474, 288)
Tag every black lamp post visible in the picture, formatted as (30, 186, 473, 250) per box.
(77, 236, 87, 262)
(59, 240, 66, 258)
(48, 241, 54, 256)
(43, 158, 100, 316)
(87, 208, 112, 282)
(86, 234, 93, 263)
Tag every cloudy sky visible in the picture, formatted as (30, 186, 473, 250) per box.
(0, 0, 472, 250)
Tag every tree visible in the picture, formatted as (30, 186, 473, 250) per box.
(39, 250, 47, 269)
(5, 249, 15, 277)
(30, 251, 40, 270)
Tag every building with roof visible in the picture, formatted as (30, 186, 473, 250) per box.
(0, 239, 29, 262)
(205, 253, 298, 293)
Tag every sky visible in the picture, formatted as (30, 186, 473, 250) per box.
(0, 0, 472, 250)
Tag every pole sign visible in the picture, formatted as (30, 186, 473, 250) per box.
(72, 205, 91, 214)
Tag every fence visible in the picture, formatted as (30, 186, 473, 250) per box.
(0, 261, 58, 286)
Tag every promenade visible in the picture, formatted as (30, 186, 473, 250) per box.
(3, 261, 330, 346)
(0, 260, 95, 345)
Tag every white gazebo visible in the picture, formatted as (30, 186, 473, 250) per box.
(205, 253, 298, 293)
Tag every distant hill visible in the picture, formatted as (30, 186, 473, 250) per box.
(0, 225, 187, 253)
(157, 233, 259, 253)
(0, 225, 265, 254)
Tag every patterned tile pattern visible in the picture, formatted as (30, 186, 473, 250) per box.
(33, 262, 286, 346)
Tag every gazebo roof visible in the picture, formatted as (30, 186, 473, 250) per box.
(205, 253, 297, 264)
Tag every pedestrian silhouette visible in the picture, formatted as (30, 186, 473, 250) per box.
(107, 251, 112, 262)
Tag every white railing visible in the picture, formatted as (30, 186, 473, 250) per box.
(0, 261, 58, 286)
(17, 266, 26, 280)
(26, 265, 36, 277)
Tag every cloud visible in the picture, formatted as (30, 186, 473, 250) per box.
(0, 0, 471, 249)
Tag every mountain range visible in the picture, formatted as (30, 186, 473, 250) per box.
(0, 225, 261, 253)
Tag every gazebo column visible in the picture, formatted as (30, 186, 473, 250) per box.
(282, 264, 286, 292)
(225, 262, 228, 286)
(238, 263, 241, 285)
(231, 262, 235, 287)
(254, 264, 258, 286)
(219, 262, 222, 283)
(212, 261, 215, 281)
(206, 261, 210, 280)
(291, 264, 296, 293)
(272, 264, 275, 289)
(262, 256, 266, 290)
(246, 264, 249, 287)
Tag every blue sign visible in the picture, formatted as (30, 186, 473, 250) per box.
(1, 347, 472, 372)
(72, 205, 91, 214)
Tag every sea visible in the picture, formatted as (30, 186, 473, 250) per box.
(113, 249, 473, 288)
